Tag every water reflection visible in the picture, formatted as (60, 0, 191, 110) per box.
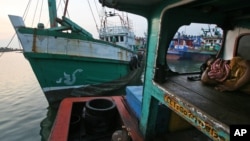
(167, 60, 203, 73)
(0, 52, 48, 141)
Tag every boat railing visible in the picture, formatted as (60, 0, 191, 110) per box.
(99, 26, 130, 36)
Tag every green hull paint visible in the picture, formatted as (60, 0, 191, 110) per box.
(24, 52, 130, 90)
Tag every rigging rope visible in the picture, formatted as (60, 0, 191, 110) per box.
(87, 0, 99, 32)
(63, 0, 70, 18)
(31, 0, 40, 27)
(39, 0, 44, 23)
(61, 0, 70, 18)
(23, 0, 32, 21)
(63, 0, 69, 17)
(94, 0, 101, 24)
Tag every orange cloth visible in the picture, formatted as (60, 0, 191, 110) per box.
(223, 57, 250, 94)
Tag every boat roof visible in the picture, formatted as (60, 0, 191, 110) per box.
(100, 0, 250, 27)
(100, 0, 162, 8)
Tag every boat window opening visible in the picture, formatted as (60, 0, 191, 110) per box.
(120, 36, 124, 42)
(167, 23, 223, 74)
(115, 36, 119, 42)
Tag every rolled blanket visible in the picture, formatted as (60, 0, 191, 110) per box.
(207, 58, 230, 82)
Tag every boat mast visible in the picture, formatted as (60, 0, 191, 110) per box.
(48, 0, 58, 27)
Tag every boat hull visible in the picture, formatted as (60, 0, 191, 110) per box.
(166, 50, 182, 60)
(25, 52, 129, 89)
(24, 52, 138, 105)
(167, 50, 216, 61)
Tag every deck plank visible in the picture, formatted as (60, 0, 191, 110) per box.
(162, 75, 250, 125)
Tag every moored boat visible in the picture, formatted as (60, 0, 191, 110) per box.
(9, 0, 145, 106)
(167, 27, 222, 61)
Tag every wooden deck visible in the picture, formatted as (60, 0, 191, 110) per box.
(159, 74, 250, 140)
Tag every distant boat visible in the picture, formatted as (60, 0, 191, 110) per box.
(167, 27, 222, 61)
(9, 0, 144, 106)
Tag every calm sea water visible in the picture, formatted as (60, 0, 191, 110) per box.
(0, 52, 54, 141)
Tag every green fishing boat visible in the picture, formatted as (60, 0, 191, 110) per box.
(9, 0, 144, 106)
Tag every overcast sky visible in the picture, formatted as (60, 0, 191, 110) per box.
(0, 0, 222, 49)
(0, 0, 147, 49)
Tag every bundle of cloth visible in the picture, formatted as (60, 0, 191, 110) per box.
(201, 56, 250, 94)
